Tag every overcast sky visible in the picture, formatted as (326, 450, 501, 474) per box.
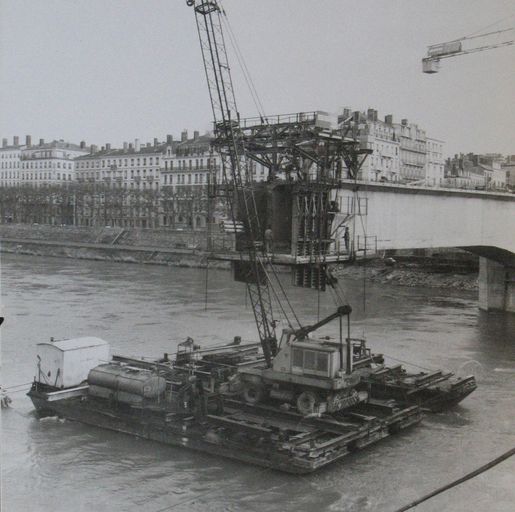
(1, 0, 514, 157)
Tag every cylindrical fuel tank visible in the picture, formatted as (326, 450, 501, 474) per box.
(88, 364, 166, 398)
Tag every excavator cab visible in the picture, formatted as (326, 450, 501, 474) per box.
(272, 330, 347, 380)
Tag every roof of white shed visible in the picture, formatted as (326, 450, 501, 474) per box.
(37, 337, 109, 352)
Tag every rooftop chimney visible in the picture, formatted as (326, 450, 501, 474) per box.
(373, 110, 378, 121)
(123, 142, 128, 150)
(385, 114, 393, 125)
(106, 143, 111, 151)
(342, 107, 352, 119)
(181, 129, 188, 142)
(90, 144, 97, 154)
(166, 134, 173, 145)
(39, 138, 45, 146)
(367, 108, 375, 121)
(2, 138, 7, 148)
(129, 143, 134, 150)
(193, 130, 199, 140)
(135, 138, 140, 152)
(401, 118, 408, 126)
(80, 140, 86, 149)
(26, 135, 32, 147)
(353, 111, 360, 122)
(13, 136, 19, 146)
(154, 137, 158, 147)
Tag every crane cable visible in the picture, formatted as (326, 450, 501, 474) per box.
(465, 13, 515, 38)
(393, 446, 515, 512)
(262, 258, 303, 330)
(218, 0, 267, 120)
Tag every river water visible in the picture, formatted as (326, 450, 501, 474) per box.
(1, 253, 514, 512)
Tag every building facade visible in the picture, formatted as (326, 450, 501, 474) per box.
(393, 119, 427, 183)
(444, 153, 508, 190)
(74, 137, 172, 192)
(20, 137, 88, 186)
(339, 108, 443, 185)
(73, 137, 174, 228)
(344, 109, 401, 182)
(425, 137, 445, 186)
(160, 130, 220, 229)
(0, 136, 22, 187)
(502, 155, 515, 190)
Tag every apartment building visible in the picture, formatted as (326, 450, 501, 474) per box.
(426, 137, 445, 186)
(393, 119, 427, 182)
(74, 137, 173, 191)
(339, 108, 400, 182)
(0, 136, 22, 187)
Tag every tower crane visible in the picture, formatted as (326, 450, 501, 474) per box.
(422, 27, 515, 73)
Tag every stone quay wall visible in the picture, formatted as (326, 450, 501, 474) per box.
(0, 224, 233, 268)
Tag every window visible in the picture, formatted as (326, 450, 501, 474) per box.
(293, 348, 303, 367)
(292, 348, 330, 376)
(316, 353, 329, 372)
(304, 350, 316, 370)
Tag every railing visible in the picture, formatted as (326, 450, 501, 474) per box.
(240, 111, 318, 128)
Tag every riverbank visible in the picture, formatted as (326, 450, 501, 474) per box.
(0, 223, 232, 268)
(0, 223, 478, 290)
(336, 259, 478, 290)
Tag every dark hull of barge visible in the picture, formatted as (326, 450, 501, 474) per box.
(28, 386, 422, 474)
(366, 367, 478, 413)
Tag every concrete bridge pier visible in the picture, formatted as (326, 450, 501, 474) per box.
(478, 258, 515, 313)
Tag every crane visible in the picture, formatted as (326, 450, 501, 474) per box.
(186, 0, 280, 367)
(186, 1, 366, 415)
(422, 27, 515, 73)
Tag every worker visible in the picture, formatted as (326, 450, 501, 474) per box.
(343, 226, 350, 252)
(264, 226, 273, 254)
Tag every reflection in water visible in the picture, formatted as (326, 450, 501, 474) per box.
(1, 253, 514, 512)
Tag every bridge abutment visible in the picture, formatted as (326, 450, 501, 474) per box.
(478, 258, 515, 313)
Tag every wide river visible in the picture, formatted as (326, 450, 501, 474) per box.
(1, 253, 514, 512)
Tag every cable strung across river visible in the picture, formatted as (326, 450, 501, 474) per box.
(393, 446, 515, 512)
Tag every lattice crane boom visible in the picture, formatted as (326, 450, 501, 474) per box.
(187, 0, 278, 365)
(422, 27, 515, 73)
